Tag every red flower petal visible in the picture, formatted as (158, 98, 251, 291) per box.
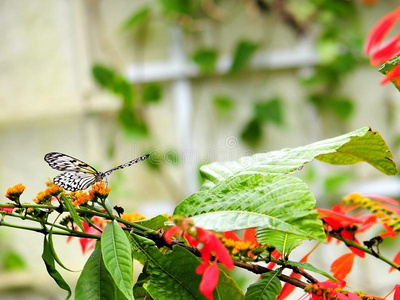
(380, 223, 397, 239)
(1, 207, 14, 213)
(341, 231, 365, 258)
(365, 8, 400, 54)
(317, 208, 363, 225)
(331, 253, 355, 280)
(243, 228, 259, 245)
(163, 226, 181, 244)
(370, 33, 400, 66)
(364, 194, 400, 205)
(389, 250, 400, 273)
(209, 234, 234, 270)
(199, 263, 219, 300)
(223, 231, 241, 241)
(394, 284, 400, 300)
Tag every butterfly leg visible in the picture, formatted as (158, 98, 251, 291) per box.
(104, 177, 109, 188)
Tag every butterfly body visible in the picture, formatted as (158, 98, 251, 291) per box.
(44, 152, 149, 191)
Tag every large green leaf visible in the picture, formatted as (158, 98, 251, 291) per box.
(244, 271, 281, 300)
(129, 234, 244, 300)
(200, 127, 396, 185)
(101, 220, 134, 300)
(256, 229, 303, 257)
(76, 243, 123, 300)
(174, 174, 325, 241)
(42, 237, 71, 299)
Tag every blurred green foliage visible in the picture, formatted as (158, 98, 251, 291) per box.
(123, 7, 151, 30)
(230, 40, 259, 73)
(213, 95, 235, 116)
(1, 250, 26, 271)
(192, 49, 218, 74)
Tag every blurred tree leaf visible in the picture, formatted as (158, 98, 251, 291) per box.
(165, 150, 179, 165)
(2, 250, 26, 271)
(158, 0, 196, 16)
(119, 107, 148, 139)
(142, 83, 162, 103)
(326, 97, 354, 120)
(323, 172, 352, 195)
(92, 64, 116, 90)
(113, 79, 134, 105)
(230, 40, 259, 73)
(254, 97, 284, 126)
(192, 48, 218, 74)
(123, 7, 151, 30)
(213, 95, 235, 115)
(240, 118, 262, 147)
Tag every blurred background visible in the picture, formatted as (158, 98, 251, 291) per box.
(1, 0, 400, 299)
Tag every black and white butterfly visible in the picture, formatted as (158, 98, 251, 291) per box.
(44, 152, 150, 191)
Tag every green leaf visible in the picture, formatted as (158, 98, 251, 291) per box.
(130, 234, 244, 300)
(123, 7, 151, 30)
(48, 227, 77, 272)
(142, 83, 162, 103)
(101, 220, 134, 300)
(254, 97, 284, 125)
(285, 261, 337, 281)
(192, 49, 218, 74)
(244, 271, 281, 300)
(230, 40, 259, 73)
(213, 95, 235, 115)
(42, 237, 71, 299)
(92, 64, 116, 89)
(240, 118, 263, 147)
(158, 0, 196, 16)
(133, 267, 151, 300)
(134, 214, 169, 230)
(326, 97, 354, 120)
(256, 229, 303, 256)
(119, 106, 148, 139)
(174, 174, 326, 241)
(61, 194, 84, 232)
(2, 250, 26, 271)
(76, 243, 122, 300)
(379, 54, 400, 91)
(201, 127, 397, 185)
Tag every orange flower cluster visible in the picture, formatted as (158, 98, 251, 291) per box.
(69, 191, 92, 206)
(89, 182, 111, 200)
(343, 193, 400, 236)
(34, 185, 62, 204)
(5, 183, 26, 202)
(121, 212, 146, 222)
(223, 239, 256, 256)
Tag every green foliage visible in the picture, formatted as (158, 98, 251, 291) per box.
(101, 221, 134, 300)
(61, 194, 84, 232)
(201, 127, 397, 184)
(240, 118, 262, 147)
(285, 261, 337, 281)
(175, 173, 325, 241)
(230, 40, 259, 73)
(213, 95, 235, 115)
(142, 83, 163, 103)
(308, 94, 354, 120)
(76, 244, 123, 300)
(42, 237, 71, 299)
(130, 234, 244, 300)
(192, 49, 218, 74)
(158, 0, 197, 16)
(256, 230, 303, 257)
(123, 7, 151, 30)
(323, 172, 352, 195)
(1, 250, 26, 271)
(254, 97, 284, 125)
(134, 214, 169, 231)
(244, 271, 281, 300)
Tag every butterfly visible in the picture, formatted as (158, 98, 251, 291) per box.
(44, 152, 150, 191)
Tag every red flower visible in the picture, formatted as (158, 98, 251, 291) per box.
(1, 207, 14, 213)
(192, 227, 234, 300)
(365, 8, 400, 86)
(67, 217, 104, 254)
(389, 250, 400, 273)
(330, 253, 355, 281)
(394, 284, 400, 300)
(305, 280, 362, 300)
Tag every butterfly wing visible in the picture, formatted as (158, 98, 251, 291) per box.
(103, 154, 150, 176)
(44, 152, 98, 175)
(54, 172, 96, 191)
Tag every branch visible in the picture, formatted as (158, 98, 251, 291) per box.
(329, 232, 400, 272)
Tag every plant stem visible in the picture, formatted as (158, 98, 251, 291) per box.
(329, 232, 400, 272)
